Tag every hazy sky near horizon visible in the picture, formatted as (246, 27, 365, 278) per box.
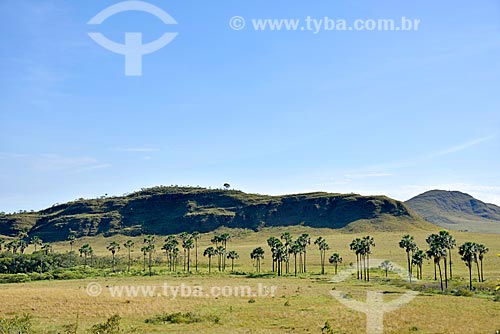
(1, 0, 500, 212)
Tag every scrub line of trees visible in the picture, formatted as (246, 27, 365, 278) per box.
(0, 230, 491, 291)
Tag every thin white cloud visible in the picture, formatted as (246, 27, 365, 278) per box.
(112, 148, 160, 153)
(70, 164, 111, 174)
(0, 152, 109, 173)
(428, 135, 496, 159)
(344, 172, 392, 179)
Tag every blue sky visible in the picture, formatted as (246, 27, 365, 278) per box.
(1, 0, 500, 212)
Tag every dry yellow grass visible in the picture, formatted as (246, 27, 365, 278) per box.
(1, 226, 499, 334)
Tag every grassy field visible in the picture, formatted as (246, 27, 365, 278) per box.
(1, 226, 499, 334)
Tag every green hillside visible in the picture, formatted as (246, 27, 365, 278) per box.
(406, 190, 500, 233)
(0, 186, 433, 241)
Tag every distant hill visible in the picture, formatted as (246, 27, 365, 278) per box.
(406, 190, 500, 233)
(0, 186, 433, 241)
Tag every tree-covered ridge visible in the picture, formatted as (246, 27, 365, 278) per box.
(0, 186, 431, 242)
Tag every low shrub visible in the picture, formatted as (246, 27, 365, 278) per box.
(89, 315, 121, 334)
(0, 314, 32, 334)
(451, 288, 474, 297)
(0, 274, 31, 284)
(145, 312, 220, 325)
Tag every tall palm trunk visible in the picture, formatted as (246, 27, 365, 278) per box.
(448, 248, 453, 279)
(356, 254, 360, 279)
(303, 249, 307, 273)
(475, 261, 481, 282)
(433, 262, 437, 280)
(367, 254, 370, 282)
(406, 251, 412, 283)
(195, 240, 198, 272)
(443, 257, 448, 289)
(127, 249, 131, 272)
(187, 248, 191, 272)
(468, 262, 472, 290)
(299, 253, 303, 274)
(294, 254, 297, 276)
(437, 261, 443, 291)
(480, 259, 484, 282)
(183, 249, 187, 271)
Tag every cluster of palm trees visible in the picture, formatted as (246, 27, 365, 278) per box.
(252, 233, 341, 277)
(0, 233, 55, 257)
(79, 243, 93, 267)
(203, 233, 238, 273)
(458, 241, 489, 290)
(0, 229, 491, 294)
(399, 231, 488, 291)
(260, 233, 313, 276)
(349, 236, 375, 281)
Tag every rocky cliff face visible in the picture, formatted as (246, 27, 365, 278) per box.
(1, 186, 428, 241)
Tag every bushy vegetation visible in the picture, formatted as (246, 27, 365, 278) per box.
(145, 312, 220, 325)
(0, 314, 32, 334)
(89, 315, 121, 334)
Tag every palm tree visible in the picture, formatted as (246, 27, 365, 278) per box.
(19, 239, 28, 254)
(216, 245, 226, 271)
(185, 237, 194, 272)
(141, 245, 148, 271)
(476, 244, 488, 282)
(67, 233, 76, 265)
(162, 236, 178, 271)
(250, 247, 265, 273)
(107, 241, 121, 272)
(350, 238, 363, 280)
(227, 250, 239, 271)
(329, 253, 342, 275)
(40, 243, 52, 255)
(427, 243, 446, 291)
(123, 240, 135, 272)
(273, 242, 287, 276)
(459, 242, 477, 290)
(79, 244, 92, 268)
(425, 234, 439, 280)
(179, 232, 190, 271)
(30, 236, 43, 252)
(439, 231, 456, 279)
(219, 233, 231, 270)
(289, 243, 302, 276)
(297, 234, 310, 273)
(211, 234, 221, 247)
(10, 240, 20, 254)
(412, 248, 426, 280)
(399, 235, 417, 283)
(379, 260, 393, 277)
(427, 233, 448, 288)
(143, 235, 155, 276)
(314, 237, 330, 275)
(362, 236, 375, 281)
(281, 232, 292, 274)
(192, 232, 200, 271)
(267, 237, 280, 272)
(203, 246, 216, 273)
